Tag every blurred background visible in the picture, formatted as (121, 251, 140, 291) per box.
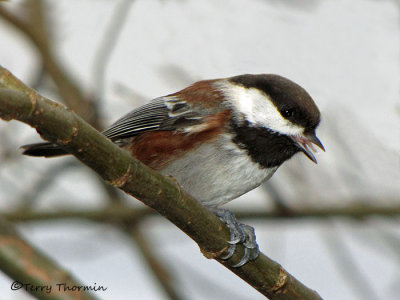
(0, 0, 399, 299)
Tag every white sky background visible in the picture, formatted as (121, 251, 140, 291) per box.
(0, 0, 400, 299)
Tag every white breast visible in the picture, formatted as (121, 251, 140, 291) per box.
(160, 133, 277, 207)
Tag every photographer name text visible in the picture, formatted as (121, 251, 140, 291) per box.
(11, 281, 107, 294)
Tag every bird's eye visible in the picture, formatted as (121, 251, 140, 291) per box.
(281, 108, 295, 118)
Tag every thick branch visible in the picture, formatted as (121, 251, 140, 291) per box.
(0, 66, 322, 300)
(0, 2, 100, 127)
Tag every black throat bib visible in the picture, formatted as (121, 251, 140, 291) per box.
(231, 121, 300, 169)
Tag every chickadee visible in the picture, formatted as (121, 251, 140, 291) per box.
(22, 74, 324, 267)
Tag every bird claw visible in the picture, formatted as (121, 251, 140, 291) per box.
(219, 244, 236, 260)
(228, 238, 241, 245)
(232, 247, 251, 268)
(210, 208, 259, 267)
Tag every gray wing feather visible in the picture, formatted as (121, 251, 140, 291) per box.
(103, 96, 202, 141)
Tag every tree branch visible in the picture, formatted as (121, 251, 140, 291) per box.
(0, 218, 97, 300)
(3, 203, 400, 224)
(0, 1, 100, 127)
(0, 66, 322, 299)
(128, 224, 184, 300)
(92, 0, 134, 103)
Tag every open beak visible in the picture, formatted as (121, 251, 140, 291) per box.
(291, 133, 325, 164)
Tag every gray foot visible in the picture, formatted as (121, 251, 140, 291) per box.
(210, 208, 259, 267)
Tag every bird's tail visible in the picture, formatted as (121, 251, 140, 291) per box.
(21, 142, 69, 157)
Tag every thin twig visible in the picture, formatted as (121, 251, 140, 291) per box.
(319, 222, 379, 300)
(128, 224, 183, 300)
(92, 0, 134, 104)
(3, 204, 400, 223)
(16, 160, 79, 208)
(0, 1, 100, 127)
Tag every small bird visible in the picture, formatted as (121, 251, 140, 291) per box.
(22, 74, 324, 267)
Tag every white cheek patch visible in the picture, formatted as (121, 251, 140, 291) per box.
(217, 82, 304, 136)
